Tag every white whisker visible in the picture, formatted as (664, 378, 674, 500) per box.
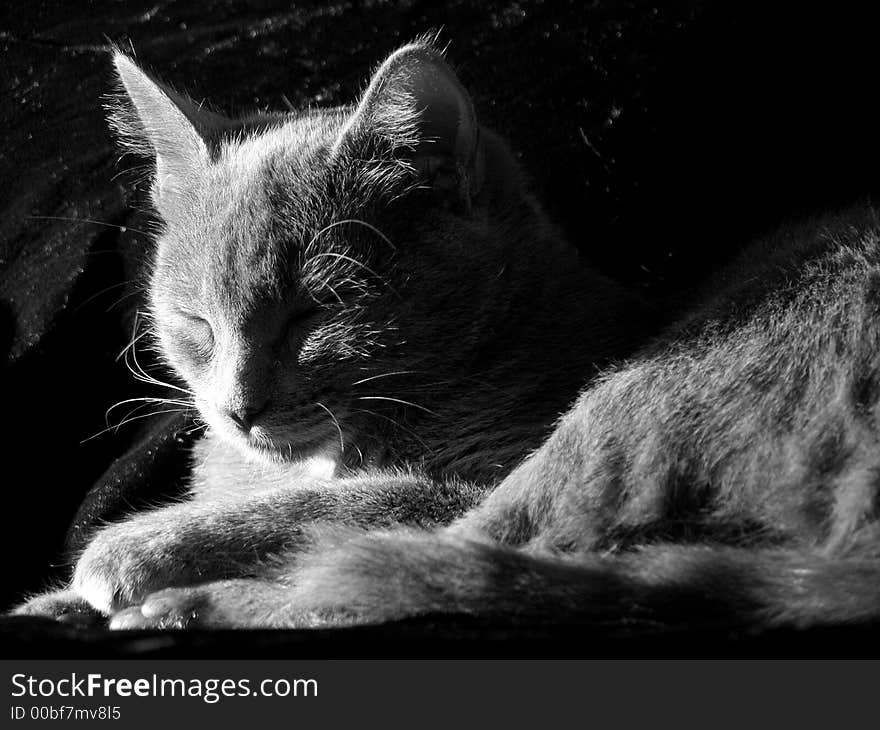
(351, 370, 420, 386)
(306, 218, 396, 254)
(105, 288, 146, 313)
(81, 408, 189, 443)
(355, 395, 437, 416)
(27, 215, 151, 237)
(116, 326, 150, 362)
(119, 311, 194, 396)
(315, 401, 345, 455)
(353, 407, 433, 452)
(73, 280, 143, 314)
(105, 396, 194, 423)
(307, 252, 399, 297)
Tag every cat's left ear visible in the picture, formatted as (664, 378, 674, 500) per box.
(108, 52, 224, 218)
(334, 42, 483, 204)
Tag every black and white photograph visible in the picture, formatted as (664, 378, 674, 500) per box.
(2, 0, 880, 720)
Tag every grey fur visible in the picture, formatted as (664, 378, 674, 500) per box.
(19, 42, 880, 632)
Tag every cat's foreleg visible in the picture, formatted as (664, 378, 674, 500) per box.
(111, 526, 880, 630)
(103, 390, 613, 629)
(70, 472, 485, 614)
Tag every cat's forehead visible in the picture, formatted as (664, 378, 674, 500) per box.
(157, 111, 353, 314)
(206, 112, 341, 210)
(222, 111, 344, 171)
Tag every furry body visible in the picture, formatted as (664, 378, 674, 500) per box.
(16, 43, 880, 631)
(111, 204, 880, 630)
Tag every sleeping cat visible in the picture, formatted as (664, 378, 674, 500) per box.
(17, 41, 880, 630)
(14, 41, 648, 623)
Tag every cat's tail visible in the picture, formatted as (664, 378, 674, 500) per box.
(284, 526, 880, 628)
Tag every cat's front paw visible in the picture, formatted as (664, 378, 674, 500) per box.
(11, 589, 106, 628)
(109, 587, 204, 630)
(72, 520, 194, 614)
(108, 580, 291, 630)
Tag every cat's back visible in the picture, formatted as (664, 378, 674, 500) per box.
(661, 203, 880, 348)
(512, 202, 880, 553)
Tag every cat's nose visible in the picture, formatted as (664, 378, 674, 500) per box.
(226, 402, 267, 432)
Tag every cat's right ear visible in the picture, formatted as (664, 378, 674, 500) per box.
(333, 42, 483, 207)
(108, 52, 219, 218)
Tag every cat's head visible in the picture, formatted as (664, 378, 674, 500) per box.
(110, 41, 536, 465)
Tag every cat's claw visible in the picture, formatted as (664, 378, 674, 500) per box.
(109, 591, 199, 630)
(110, 586, 224, 630)
(108, 606, 159, 630)
(109, 580, 291, 630)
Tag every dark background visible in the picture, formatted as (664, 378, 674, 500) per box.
(3, 1, 880, 654)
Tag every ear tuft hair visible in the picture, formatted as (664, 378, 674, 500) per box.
(105, 49, 155, 161)
(104, 47, 223, 216)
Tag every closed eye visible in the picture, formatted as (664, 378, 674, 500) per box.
(175, 312, 215, 357)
